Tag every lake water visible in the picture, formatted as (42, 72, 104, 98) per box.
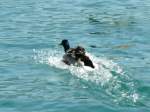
(0, 0, 150, 112)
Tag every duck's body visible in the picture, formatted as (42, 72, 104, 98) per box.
(62, 48, 76, 65)
(60, 39, 95, 68)
(62, 48, 83, 66)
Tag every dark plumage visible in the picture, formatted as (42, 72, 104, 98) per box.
(59, 39, 70, 52)
(60, 39, 95, 69)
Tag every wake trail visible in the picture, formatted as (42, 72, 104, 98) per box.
(33, 49, 140, 105)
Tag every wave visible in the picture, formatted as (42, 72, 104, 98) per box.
(33, 49, 140, 105)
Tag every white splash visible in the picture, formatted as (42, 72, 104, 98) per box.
(33, 49, 139, 104)
(33, 49, 123, 85)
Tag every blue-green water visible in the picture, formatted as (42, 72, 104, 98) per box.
(0, 0, 150, 111)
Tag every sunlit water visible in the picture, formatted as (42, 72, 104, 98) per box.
(0, 0, 150, 112)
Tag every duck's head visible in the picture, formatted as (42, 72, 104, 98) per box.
(59, 39, 70, 52)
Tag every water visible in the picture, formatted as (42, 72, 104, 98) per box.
(0, 0, 150, 112)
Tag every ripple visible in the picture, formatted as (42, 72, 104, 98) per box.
(33, 49, 141, 106)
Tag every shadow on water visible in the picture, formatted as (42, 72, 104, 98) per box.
(88, 15, 102, 24)
(87, 14, 137, 28)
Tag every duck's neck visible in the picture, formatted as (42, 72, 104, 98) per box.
(63, 44, 70, 52)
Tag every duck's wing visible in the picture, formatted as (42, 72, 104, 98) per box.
(81, 55, 95, 68)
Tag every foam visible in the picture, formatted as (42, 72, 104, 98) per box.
(33, 49, 139, 104)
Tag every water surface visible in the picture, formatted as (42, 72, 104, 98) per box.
(0, 0, 150, 112)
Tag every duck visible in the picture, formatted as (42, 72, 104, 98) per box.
(59, 39, 95, 68)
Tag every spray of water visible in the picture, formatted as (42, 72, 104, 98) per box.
(33, 49, 140, 105)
